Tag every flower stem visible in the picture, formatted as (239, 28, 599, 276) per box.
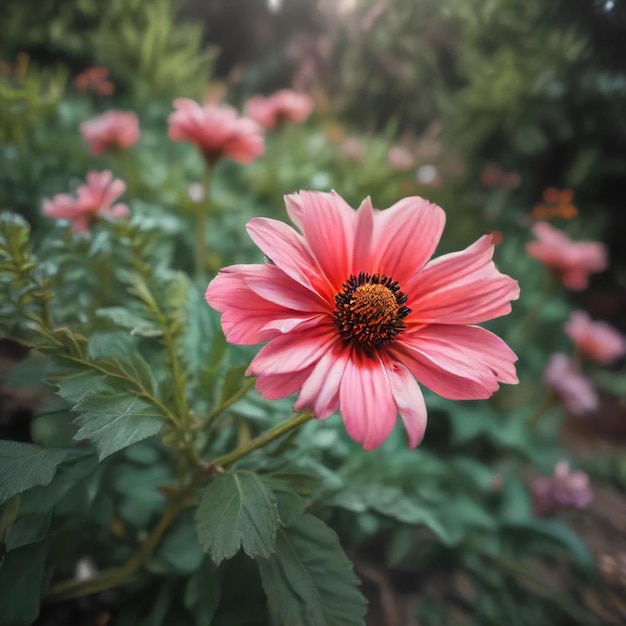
(527, 392, 556, 428)
(206, 412, 314, 470)
(195, 166, 213, 276)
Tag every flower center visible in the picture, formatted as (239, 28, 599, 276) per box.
(334, 272, 411, 353)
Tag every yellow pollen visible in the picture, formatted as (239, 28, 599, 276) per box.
(333, 272, 411, 354)
(350, 284, 399, 324)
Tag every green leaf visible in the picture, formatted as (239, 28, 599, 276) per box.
(195, 472, 279, 564)
(257, 514, 367, 626)
(55, 370, 109, 405)
(5, 510, 52, 550)
(0, 540, 48, 624)
(153, 511, 204, 574)
(87, 331, 156, 391)
(329, 484, 449, 543)
(73, 394, 163, 459)
(184, 559, 221, 626)
(218, 364, 250, 405)
(0, 441, 68, 505)
(96, 306, 162, 338)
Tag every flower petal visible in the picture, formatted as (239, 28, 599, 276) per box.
(352, 196, 375, 274)
(294, 341, 350, 419)
(383, 356, 428, 448)
(284, 190, 355, 289)
(206, 266, 316, 345)
(254, 367, 314, 401)
(246, 325, 336, 377)
(394, 325, 518, 400)
(408, 235, 520, 325)
(238, 263, 329, 312)
(370, 197, 445, 285)
(339, 351, 397, 450)
(246, 217, 332, 298)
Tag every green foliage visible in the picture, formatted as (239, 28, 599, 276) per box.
(91, 0, 217, 101)
(1, 0, 215, 101)
(257, 514, 368, 626)
(0, 441, 68, 504)
(0, 53, 67, 143)
(196, 472, 280, 564)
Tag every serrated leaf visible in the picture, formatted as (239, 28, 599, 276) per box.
(195, 472, 279, 564)
(257, 514, 367, 626)
(0, 441, 68, 505)
(55, 370, 110, 405)
(73, 394, 163, 459)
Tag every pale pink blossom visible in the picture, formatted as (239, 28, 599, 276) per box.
(544, 353, 598, 416)
(387, 146, 414, 171)
(246, 89, 314, 129)
(42, 171, 129, 233)
(565, 311, 626, 365)
(532, 461, 593, 516)
(168, 99, 264, 165)
(80, 110, 140, 155)
(206, 191, 519, 450)
(526, 222, 607, 290)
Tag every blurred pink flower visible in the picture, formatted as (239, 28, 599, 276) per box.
(74, 67, 114, 96)
(246, 89, 314, 129)
(565, 311, 626, 365)
(80, 110, 140, 155)
(206, 191, 519, 450)
(387, 146, 415, 171)
(526, 222, 607, 290)
(532, 461, 593, 516)
(42, 170, 129, 233)
(544, 353, 598, 416)
(340, 137, 365, 162)
(168, 99, 264, 165)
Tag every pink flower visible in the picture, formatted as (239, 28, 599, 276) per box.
(532, 461, 593, 516)
(74, 67, 114, 96)
(565, 311, 626, 365)
(246, 89, 314, 129)
(80, 110, 140, 155)
(168, 99, 264, 165)
(544, 353, 598, 416)
(340, 138, 365, 162)
(526, 222, 607, 290)
(387, 146, 414, 171)
(205, 191, 520, 450)
(42, 170, 129, 233)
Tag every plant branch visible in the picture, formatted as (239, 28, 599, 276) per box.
(205, 412, 314, 470)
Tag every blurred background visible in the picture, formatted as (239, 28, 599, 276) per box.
(1, 0, 626, 624)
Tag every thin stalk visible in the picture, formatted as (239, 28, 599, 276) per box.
(527, 392, 556, 428)
(195, 166, 213, 275)
(206, 412, 314, 470)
